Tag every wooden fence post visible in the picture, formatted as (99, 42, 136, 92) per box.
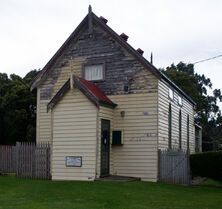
(16, 142, 20, 177)
(157, 149, 161, 181)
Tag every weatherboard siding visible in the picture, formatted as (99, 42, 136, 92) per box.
(38, 99, 51, 142)
(51, 89, 97, 181)
(110, 92, 159, 181)
(36, 24, 158, 144)
(158, 80, 195, 153)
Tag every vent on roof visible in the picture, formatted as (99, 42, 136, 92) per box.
(120, 33, 129, 41)
(137, 48, 144, 56)
(100, 16, 108, 24)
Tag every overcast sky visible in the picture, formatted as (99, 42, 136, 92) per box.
(1, 0, 222, 95)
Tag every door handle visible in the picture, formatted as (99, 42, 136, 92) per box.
(104, 138, 107, 145)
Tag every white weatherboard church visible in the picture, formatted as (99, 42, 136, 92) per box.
(31, 6, 200, 181)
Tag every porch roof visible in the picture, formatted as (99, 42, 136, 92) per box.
(47, 75, 117, 111)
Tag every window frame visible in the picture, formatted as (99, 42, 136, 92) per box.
(82, 63, 105, 82)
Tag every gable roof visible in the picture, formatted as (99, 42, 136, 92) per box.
(47, 75, 117, 111)
(31, 6, 195, 106)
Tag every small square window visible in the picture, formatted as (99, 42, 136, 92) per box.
(178, 95, 183, 106)
(84, 64, 104, 81)
(169, 88, 174, 100)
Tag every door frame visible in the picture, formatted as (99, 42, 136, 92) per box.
(100, 119, 110, 177)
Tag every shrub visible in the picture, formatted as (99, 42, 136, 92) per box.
(190, 151, 222, 180)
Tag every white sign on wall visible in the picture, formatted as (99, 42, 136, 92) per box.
(66, 156, 82, 167)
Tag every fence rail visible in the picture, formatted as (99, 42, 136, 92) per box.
(158, 149, 191, 185)
(0, 142, 51, 179)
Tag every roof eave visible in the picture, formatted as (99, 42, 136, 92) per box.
(99, 101, 117, 109)
(92, 13, 161, 80)
(31, 14, 89, 90)
(92, 13, 196, 106)
(47, 79, 70, 111)
(160, 72, 196, 106)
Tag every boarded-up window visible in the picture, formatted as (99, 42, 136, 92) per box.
(179, 109, 182, 149)
(187, 114, 190, 150)
(84, 64, 104, 81)
(168, 103, 172, 149)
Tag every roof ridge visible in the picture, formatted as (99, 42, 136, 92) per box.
(31, 9, 195, 105)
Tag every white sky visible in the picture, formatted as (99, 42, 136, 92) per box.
(1, 0, 222, 97)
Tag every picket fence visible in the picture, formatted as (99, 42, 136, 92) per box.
(0, 142, 51, 179)
(1, 143, 191, 183)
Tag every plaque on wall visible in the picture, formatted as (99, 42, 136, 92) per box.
(66, 156, 82, 167)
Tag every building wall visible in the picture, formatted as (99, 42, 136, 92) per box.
(51, 88, 97, 181)
(158, 80, 195, 153)
(110, 93, 159, 181)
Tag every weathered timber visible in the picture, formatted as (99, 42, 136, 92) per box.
(16, 142, 51, 179)
(39, 24, 157, 100)
(158, 148, 191, 185)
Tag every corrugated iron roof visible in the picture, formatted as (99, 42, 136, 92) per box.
(77, 77, 115, 106)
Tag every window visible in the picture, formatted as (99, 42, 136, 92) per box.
(187, 115, 190, 150)
(169, 88, 174, 100)
(178, 95, 183, 106)
(179, 109, 182, 149)
(168, 103, 172, 149)
(84, 64, 104, 81)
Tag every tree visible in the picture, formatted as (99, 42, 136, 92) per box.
(161, 62, 222, 151)
(0, 69, 39, 145)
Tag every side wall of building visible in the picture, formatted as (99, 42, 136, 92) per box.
(51, 88, 97, 180)
(110, 93, 159, 181)
(158, 80, 195, 153)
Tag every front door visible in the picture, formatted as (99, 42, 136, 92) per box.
(100, 119, 110, 177)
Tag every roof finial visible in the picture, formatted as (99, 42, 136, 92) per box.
(150, 52, 153, 64)
(88, 5, 93, 34)
(88, 5, 92, 14)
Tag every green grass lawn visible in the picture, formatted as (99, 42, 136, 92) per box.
(0, 176, 222, 209)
